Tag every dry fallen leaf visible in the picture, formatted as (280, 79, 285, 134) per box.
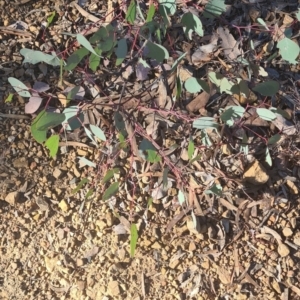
(186, 91, 210, 113)
(217, 27, 241, 60)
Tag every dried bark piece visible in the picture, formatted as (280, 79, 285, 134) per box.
(217, 27, 241, 60)
(243, 160, 269, 184)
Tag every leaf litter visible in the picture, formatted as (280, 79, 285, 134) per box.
(1, 0, 300, 299)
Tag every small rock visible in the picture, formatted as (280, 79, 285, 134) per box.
(107, 280, 120, 297)
(286, 180, 298, 194)
(77, 280, 86, 291)
(77, 149, 88, 156)
(282, 227, 293, 237)
(169, 259, 180, 269)
(243, 160, 269, 184)
(151, 242, 161, 249)
(189, 242, 196, 251)
(30, 161, 37, 170)
(58, 199, 69, 212)
(73, 165, 81, 178)
(45, 256, 57, 272)
(13, 158, 28, 168)
(277, 243, 290, 257)
(53, 168, 62, 179)
(5, 191, 20, 206)
(76, 258, 85, 267)
(96, 220, 107, 230)
(180, 148, 189, 161)
(293, 235, 300, 246)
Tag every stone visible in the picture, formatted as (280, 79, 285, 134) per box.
(151, 242, 162, 249)
(13, 158, 28, 168)
(107, 280, 120, 297)
(5, 191, 20, 206)
(277, 243, 290, 257)
(53, 168, 62, 179)
(58, 200, 69, 212)
(282, 227, 293, 237)
(243, 160, 269, 184)
(45, 256, 57, 272)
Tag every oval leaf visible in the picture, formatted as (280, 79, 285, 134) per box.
(90, 124, 106, 141)
(126, 0, 136, 25)
(144, 41, 169, 63)
(115, 38, 128, 66)
(130, 223, 138, 257)
(76, 34, 101, 57)
(181, 12, 203, 39)
(256, 108, 277, 121)
(45, 135, 59, 158)
(252, 80, 280, 96)
(36, 111, 65, 130)
(103, 182, 119, 200)
(8, 77, 31, 97)
(25, 96, 43, 114)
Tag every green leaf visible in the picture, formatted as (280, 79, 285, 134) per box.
(8, 77, 31, 97)
(78, 157, 96, 168)
(20, 48, 61, 66)
(268, 134, 281, 145)
(219, 78, 234, 94)
(145, 41, 169, 63)
(115, 38, 127, 66)
(257, 18, 269, 30)
(201, 129, 212, 146)
(102, 168, 120, 184)
(139, 139, 161, 163)
(126, 0, 136, 25)
(46, 11, 56, 27)
(193, 117, 219, 130)
(185, 77, 209, 93)
(85, 189, 94, 199)
(181, 12, 203, 40)
(63, 106, 84, 131)
(31, 123, 47, 144)
(102, 182, 119, 200)
(277, 37, 299, 64)
(221, 106, 245, 126)
(162, 167, 169, 188)
(130, 224, 138, 257)
(256, 108, 277, 121)
(158, 0, 176, 15)
(72, 178, 89, 194)
(205, 183, 222, 196)
(89, 46, 102, 71)
(265, 147, 272, 167)
(188, 138, 194, 160)
(176, 76, 182, 99)
(45, 135, 59, 158)
(114, 111, 127, 137)
(65, 47, 89, 71)
(170, 52, 187, 73)
(90, 124, 106, 141)
(203, 0, 226, 19)
(84, 127, 96, 144)
(252, 80, 280, 96)
(67, 86, 80, 101)
(158, 4, 171, 28)
(31, 110, 47, 143)
(146, 3, 156, 22)
(36, 111, 65, 131)
(178, 189, 185, 206)
(76, 34, 101, 57)
(5, 93, 13, 103)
